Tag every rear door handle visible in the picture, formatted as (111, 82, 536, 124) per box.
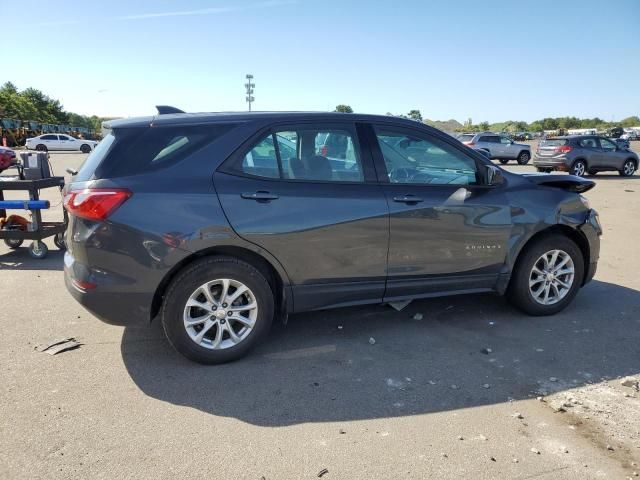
(241, 191, 279, 201)
(392, 195, 423, 204)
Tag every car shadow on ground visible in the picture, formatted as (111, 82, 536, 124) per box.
(121, 280, 640, 427)
(0, 248, 64, 271)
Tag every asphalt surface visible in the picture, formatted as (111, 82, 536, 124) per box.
(1, 148, 639, 479)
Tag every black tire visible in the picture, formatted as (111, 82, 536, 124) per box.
(54, 232, 66, 250)
(536, 167, 552, 173)
(35, 144, 47, 152)
(517, 151, 531, 165)
(507, 234, 584, 316)
(80, 144, 91, 154)
(4, 238, 23, 249)
(570, 159, 587, 177)
(620, 159, 636, 177)
(161, 256, 274, 364)
(499, 159, 509, 165)
(28, 240, 48, 259)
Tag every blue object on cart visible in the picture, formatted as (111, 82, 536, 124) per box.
(0, 200, 50, 210)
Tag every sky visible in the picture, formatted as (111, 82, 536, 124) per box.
(5, 0, 639, 123)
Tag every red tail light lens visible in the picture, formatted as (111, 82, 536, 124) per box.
(555, 145, 573, 154)
(64, 188, 132, 221)
(463, 142, 475, 147)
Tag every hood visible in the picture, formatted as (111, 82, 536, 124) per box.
(522, 173, 595, 193)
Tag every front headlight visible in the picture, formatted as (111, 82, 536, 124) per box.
(579, 195, 590, 209)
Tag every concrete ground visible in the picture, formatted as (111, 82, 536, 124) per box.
(1, 148, 639, 479)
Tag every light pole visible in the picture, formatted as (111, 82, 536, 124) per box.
(245, 74, 255, 112)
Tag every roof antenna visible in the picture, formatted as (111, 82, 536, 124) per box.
(156, 105, 185, 115)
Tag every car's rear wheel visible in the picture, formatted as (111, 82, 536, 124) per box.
(80, 144, 91, 154)
(35, 144, 47, 152)
(620, 159, 636, 177)
(507, 234, 584, 316)
(161, 256, 274, 364)
(570, 160, 587, 177)
(499, 159, 509, 165)
(517, 151, 530, 165)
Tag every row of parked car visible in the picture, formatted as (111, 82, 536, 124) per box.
(457, 131, 638, 177)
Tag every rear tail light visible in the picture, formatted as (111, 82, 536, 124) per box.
(63, 188, 132, 221)
(463, 142, 475, 147)
(555, 145, 573, 154)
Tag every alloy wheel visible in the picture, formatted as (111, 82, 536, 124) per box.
(572, 162, 585, 176)
(183, 278, 258, 350)
(623, 161, 635, 176)
(529, 249, 575, 305)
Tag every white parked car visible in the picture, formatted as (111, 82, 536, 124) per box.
(25, 134, 98, 153)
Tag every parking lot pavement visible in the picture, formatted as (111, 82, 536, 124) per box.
(1, 152, 639, 479)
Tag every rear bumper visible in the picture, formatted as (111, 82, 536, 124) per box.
(532, 157, 570, 170)
(579, 209, 602, 285)
(64, 251, 153, 326)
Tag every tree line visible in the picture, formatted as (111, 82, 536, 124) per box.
(334, 106, 640, 133)
(0, 82, 106, 131)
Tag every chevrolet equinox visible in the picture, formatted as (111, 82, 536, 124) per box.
(63, 109, 602, 364)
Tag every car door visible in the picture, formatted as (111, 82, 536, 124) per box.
(499, 136, 515, 158)
(365, 123, 512, 301)
(57, 134, 71, 150)
(597, 137, 624, 170)
(40, 134, 58, 150)
(576, 137, 601, 167)
(215, 122, 389, 312)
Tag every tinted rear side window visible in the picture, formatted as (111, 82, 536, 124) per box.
(94, 124, 235, 178)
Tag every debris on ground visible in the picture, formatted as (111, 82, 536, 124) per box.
(337, 325, 343, 330)
(530, 448, 540, 455)
(412, 313, 423, 321)
(368, 337, 376, 345)
(489, 456, 496, 462)
(512, 412, 524, 419)
(450, 384, 460, 390)
(606, 444, 615, 451)
(428, 380, 437, 385)
(480, 348, 492, 355)
(482, 384, 490, 389)
(549, 377, 558, 382)
(620, 376, 639, 390)
(387, 300, 411, 311)
(457, 435, 464, 440)
(339, 429, 346, 435)
(317, 468, 329, 477)
(35, 337, 81, 355)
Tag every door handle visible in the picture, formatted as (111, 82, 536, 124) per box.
(392, 195, 423, 204)
(241, 191, 279, 201)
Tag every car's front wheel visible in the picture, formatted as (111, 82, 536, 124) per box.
(620, 159, 636, 177)
(80, 144, 91, 154)
(161, 256, 274, 364)
(570, 160, 587, 177)
(517, 151, 530, 165)
(507, 234, 584, 316)
(35, 144, 47, 152)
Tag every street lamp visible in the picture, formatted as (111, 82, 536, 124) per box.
(245, 74, 255, 112)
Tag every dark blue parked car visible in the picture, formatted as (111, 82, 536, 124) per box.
(64, 110, 601, 364)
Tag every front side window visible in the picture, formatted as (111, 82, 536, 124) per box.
(375, 127, 479, 185)
(41, 135, 57, 140)
(237, 126, 364, 182)
(499, 136, 512, 145)
(599, 138, 617, 152)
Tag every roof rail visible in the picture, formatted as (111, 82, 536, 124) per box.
(156, 105, 185, 115)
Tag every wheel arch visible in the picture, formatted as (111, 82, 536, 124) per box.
(150, 245, 290, 322)
(626, 157, 638, 168)
(508, 224, 591, 290)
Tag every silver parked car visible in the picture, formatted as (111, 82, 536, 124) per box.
(458, 132, 531, 165)
(533, 135, 638, 177)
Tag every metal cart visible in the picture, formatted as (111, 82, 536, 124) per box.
(0, 176, 67, 258)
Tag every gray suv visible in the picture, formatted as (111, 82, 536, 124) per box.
(459, 132, 531, 165)
(534, 135, 638, 177)
(63, 110, 601, 364)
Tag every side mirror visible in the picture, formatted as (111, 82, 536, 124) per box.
(486, 165, 505, 186)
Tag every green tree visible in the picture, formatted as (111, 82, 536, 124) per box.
(479, 121, 490, 131)
(407, 109, 422, 122)
(334, 105, 353, 113)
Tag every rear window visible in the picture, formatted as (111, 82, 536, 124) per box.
(540, 139, 568, 147)
(81, 124, 235, 179)
(458, 134, 475, 143)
